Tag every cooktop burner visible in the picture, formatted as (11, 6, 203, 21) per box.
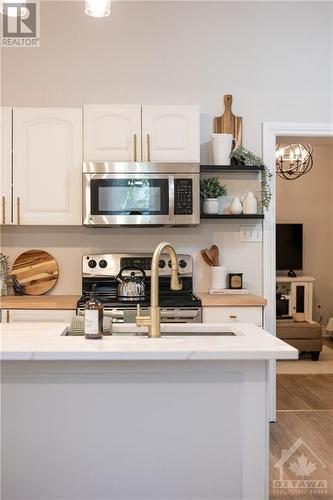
(77, 293, 202, 309)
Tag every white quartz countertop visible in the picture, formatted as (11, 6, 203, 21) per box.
(0, 322, 298, 361)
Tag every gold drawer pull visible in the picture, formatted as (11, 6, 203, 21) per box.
(133, 134, 137, 161)
(147, 134, 151, 161)
(17, 197, 20, 225)
(2, 196, 5, 224)
(229, 314, 237, 319)
(6, 310, 10, 322)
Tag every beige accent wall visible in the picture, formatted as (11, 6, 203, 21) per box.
(276, 141, 333, 325)
(1, 1, 332, 298)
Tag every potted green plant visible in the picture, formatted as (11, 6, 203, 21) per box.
(229, 145, 272, 210)
(200, 177, 228, 214)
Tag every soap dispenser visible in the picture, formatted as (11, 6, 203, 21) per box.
(84, 284, 103, 339)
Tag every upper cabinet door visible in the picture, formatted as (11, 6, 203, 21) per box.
(13, 108, 82, 225)
(142, 105, 200, 162)
(1, 107, 13, 225)
(84, 105, 141, 161)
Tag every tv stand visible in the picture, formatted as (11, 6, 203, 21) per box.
(287, 270, 297, 278)
(276, 276, 315, 321)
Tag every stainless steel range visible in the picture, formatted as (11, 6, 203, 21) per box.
(77, 253, 202, 323)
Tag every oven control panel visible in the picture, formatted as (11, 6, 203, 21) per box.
(174, 179, 193, 215)
(83, 253, 193, 277)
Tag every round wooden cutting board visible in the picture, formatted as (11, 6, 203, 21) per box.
(11, 250, 59, 295)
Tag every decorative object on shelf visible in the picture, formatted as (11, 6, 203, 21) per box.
(275, 144, 313, 180)
(230, 145, 272, 209)
(242, 191, 258, 215)
(85, 0, 111, 17)
(229, 196, 243, 215)
(11, 249, 59, 295)
(211, 133, 235, 165)
(214, 95, 242, 147)
(228, 273, 243, 289)
(0, 253, 9, 296)
(200, 177, 227, 215)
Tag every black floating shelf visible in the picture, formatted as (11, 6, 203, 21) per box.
(200, 165, 263, 172)
(201, 213, 264, 220)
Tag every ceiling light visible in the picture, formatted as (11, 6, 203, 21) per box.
(85, 0, 111, 18)
(275, 144, 313, 180)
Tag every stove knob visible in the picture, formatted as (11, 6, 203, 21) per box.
(168, 260, 172, 268)
(179, 259, 187, 269)
(99, 259, 107, 269)
(88, 259, 97, 269)
(159, 259, 166, 268)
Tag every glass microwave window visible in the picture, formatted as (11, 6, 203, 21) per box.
(99, 185, 161, 212)
(90, 178, 169, 215)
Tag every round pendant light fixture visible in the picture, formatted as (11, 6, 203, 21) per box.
(276, 144, 313, 180)
(85, 0, 111, 18)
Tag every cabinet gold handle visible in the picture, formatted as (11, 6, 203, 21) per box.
(229, 314, 237, 319)
(6, 310, 10, 322)
(2, 196, 5, 225)
(17, 197, 20, 225)
(147, 134, 151, 162)
(133, 134, 137, 161)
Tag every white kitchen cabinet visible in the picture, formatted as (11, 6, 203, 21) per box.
(142, 105, 200, 162)
(203, 306, 263, 327)
(84, 105, 141, 161)
(1, 309, 75, 323)
(84, 104, 200, 163)
(1, 107, 12, 225)
(13, 108, 82, 225)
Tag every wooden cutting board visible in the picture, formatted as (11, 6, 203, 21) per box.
(214, 94, 243, 147)
(11, 250, 59, 295)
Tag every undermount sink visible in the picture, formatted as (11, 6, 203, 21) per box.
(63, 323, 239, 337)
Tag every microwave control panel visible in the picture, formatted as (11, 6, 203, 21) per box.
(174, 179, 193, 215)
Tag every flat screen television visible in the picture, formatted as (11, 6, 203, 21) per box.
(276, 224, 303, 274)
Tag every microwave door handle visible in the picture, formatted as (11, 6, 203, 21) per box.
(169, 176, 175, 222)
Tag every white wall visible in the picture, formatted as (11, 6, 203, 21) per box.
(276, 140, 333, 325)
(1, 1, 332, 296)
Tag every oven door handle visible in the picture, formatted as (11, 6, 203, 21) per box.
(160, 309, 200, 319)
(168, 176, 175, 222)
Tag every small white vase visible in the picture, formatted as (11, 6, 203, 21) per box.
(229, 196, 242, 214)
(242, 191, 258, 214)
(202, 198, 219, 215)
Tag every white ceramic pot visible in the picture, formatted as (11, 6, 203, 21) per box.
(242, 191, 258, 214)
(202, 198, 219, 215)
(210, 266, 227, 290)
(211, 133, 235, 165)
(229, 196, 243, 214)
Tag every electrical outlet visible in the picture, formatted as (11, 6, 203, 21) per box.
(240, 225, 262, 242)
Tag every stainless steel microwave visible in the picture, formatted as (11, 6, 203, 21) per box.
(82, 162, 200, 226)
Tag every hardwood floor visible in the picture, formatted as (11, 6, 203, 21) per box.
(270, 374, 333, 499)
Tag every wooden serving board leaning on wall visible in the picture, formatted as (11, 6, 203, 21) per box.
(11, 250, 59, 295)
(214, 94, 243, 147)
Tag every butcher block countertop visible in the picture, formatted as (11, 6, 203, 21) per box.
(0, 293, 267, 310)
(0, 295, 80, 310)
(196, 293, 267, 307)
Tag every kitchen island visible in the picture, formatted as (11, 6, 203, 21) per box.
(1, 322, 297, 500)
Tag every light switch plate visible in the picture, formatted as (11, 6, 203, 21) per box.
(240, 224, 262, 242)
